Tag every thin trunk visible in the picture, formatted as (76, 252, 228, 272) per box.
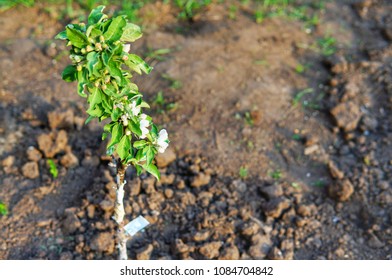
(113, 161, 128, 260)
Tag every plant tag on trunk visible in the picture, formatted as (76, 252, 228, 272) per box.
(124, 215, 150, 236)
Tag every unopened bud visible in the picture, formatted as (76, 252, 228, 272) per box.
(99, 35, 105, 42)
(74, 48, 80, 54)
(86, 45, 93, 52)
(102, 43, 108, 49)
(125, 130, 131, 136)
(76, 65, 82, 71)
(94, 82, 100, 87)
(81, 48, 86, 54)
(88, 38, 95, 44)
(101, 84, 107, 90)
(104, 76, 110, 83)
(95, 43, 102, 51)
(122, 55, 128, 61)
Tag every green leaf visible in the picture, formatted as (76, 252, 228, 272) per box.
(86, 52, 99, 76)
(108, 123, 123, 149)
(62, 65, 77, 82)
(0, 202, 8, 216)
(111, 107, 122, 121)
(66, 25, 88, 48)
(107, 60, 124, 83)
(117, 135, 131, 160)
(134, 164, 143, 176)
(88, 87, 102, 108)
(126, 54, 153, 75)
(55, 30, 67, 40)
(85, 115, 94, 124)
(86, 104, 104, 117)
(103, 16, 126, 43)
(88, 5, 107, 26)
(144, 163, 160, 180)
(146, 146, 155, 166)
(129, 120, 142, 136)
(121, 23, 142, 42)
(133, 140, 147, 149)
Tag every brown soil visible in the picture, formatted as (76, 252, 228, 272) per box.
(0, 0, 391, 260)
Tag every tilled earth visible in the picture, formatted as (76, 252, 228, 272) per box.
(0, 0, 391, 260)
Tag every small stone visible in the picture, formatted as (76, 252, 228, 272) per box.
(231, 180, 247, 193)
(328, 179, 354, 202)
(47, 109, 74, 130)
(37, 130, 68, 158)
(160, 173, 175, 185)
(142, 177, 156, 194)
(241, 222, 259, 236)
(136, 244, 154, 260)
(26, 147, 42, 162)
(86, 205, 95, 219)
(60, 152, 79, 168)
(155, 147, 176, 168)
(263, 198, 291, 218)
(176, 180, 186, 190)
(62, 209, 81, 234)
(36, 219, 52, 227)
(22, 162, 39, 179)
(99, 199, 113, 212)
(1, 155, 15, 167)
(174, 239, 191, 253)
(330, 101, 362, 132)
(305, 135, 319, 147)
(164, 188, 174, 199)
(259, 185, 283, 199)
(219, 245, 240, 260)
(296, 205, 313, 217)
(199, 241, 222, 259)
(328, 160, 345, 179)
(304, 144, 319, 155)
(248, 233, 272, 259)
(193, 231, 210, 242)
(191, 173, 211, 188)
(90, 232, 115, 253)
(129, 178, 141, 196)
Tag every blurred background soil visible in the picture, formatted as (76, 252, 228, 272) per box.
(0, 0, 391, 259)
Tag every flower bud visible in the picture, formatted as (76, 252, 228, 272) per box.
(81, 48, 86, 54)
(125, 130, 131, 136)
(94, 82, 100, 87)
(76, 65, 82, 71)
(101, 84, 107, 90)
(99, 35, 105, 42)
(95, 43, 102, 51)
(88, 37, 95, 44)
(102, 43, 108, 49)
(104, 76, 110, 83)
(122, 55, 128, 61)
(74, 48, 80, 54)
(86, 45, 93, 52)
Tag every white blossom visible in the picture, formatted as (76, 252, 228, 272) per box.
(129, 101, 141, 116)
(139, 114, 149, 139)
(123, 44, 131, 53)
(156, 129, 169, 153)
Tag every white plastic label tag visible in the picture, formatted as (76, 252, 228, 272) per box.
(124, 215, 150, 236)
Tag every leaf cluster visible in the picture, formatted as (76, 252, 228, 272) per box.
(56, 6, 168, 180)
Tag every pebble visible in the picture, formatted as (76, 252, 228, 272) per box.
(328, 160, 345, 180)
(26, 146, 42, 162)
(219, 244, 240, 260)
(263, 198, 291, 218)
(330, 101, 362, 132)
(328, 179, 354, 202)
(62, 209, 81, 234)
(191, 173, 211, 188)
(60, 152, 79, 168)
(259, 185, 283, 200)
(199, 241, 222, 259)
(89, 232, 115, 253)
(22, 161, 39, 179)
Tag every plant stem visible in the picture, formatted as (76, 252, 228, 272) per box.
(113, 160, 128, 260)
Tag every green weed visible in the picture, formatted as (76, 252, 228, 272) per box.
(47, 159, 59, 179)
(239, 166, 248, 179)
(0, 202, 8, 216)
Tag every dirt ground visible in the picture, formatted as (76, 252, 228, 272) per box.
(0, 0, 391, 260)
